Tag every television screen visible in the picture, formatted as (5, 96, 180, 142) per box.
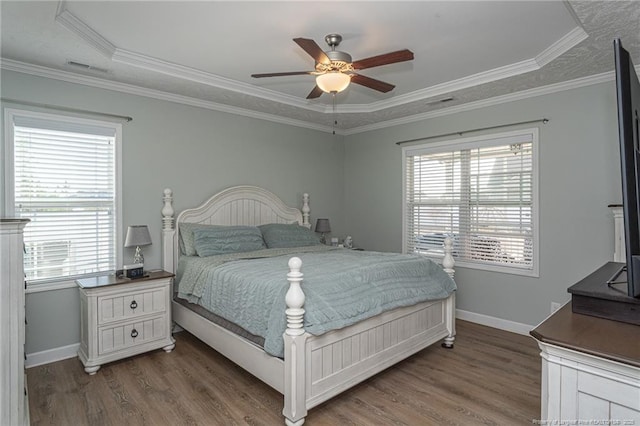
(614, 38, 640, 298)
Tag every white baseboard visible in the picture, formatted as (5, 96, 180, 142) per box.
(25, 313, 532, 368)
(25, 343, 80, 368)
(456, 309, 534, 336)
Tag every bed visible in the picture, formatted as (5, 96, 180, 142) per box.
(160, 185, 456, 425)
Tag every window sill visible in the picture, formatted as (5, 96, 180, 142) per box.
(26, 279, 78, 294)
(453, 259, 539, 278)
(425, 255, 538, 278)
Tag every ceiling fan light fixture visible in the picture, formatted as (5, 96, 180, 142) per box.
(316, 72, 351, 94)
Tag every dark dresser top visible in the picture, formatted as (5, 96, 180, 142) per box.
(76, 270, 174, 289)
(531, 302, 640, 368)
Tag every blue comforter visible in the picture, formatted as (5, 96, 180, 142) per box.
(177, 246, 456, 357)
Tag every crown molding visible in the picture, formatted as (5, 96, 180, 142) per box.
(52, 1, 592, 117)
(5, 57, 637, 137)
(111, 48, 327, 114)
(112, 43, 545, 116)
(535, 26, 589, 68)
(339, 58, 541, 114)
(0, 59, 339, 134)
(55, 2, 115, 58)
(54, 2, 326, 113)
(341, 26, 588, 115)
(342, 68, 624, 135)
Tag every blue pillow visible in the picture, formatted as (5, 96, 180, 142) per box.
(180, 223, 216, 256)
(259, 223, 321, 248)
(192, 225, 266, 257)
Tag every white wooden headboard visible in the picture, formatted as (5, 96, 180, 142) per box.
(161, 186, 310, 273)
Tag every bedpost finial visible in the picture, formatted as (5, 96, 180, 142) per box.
(288, 256, 302, 272)
(442, 236, 455, 278)
(286, 256, 305, 336)
(301, 193, 311, 229)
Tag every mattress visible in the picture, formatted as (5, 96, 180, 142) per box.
(173, 293, 265, 347)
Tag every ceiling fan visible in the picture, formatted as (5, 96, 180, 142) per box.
(251, 34, 414, 99)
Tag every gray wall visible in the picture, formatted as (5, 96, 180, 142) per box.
(1, 70, 345, 353)
(343, 82, 621, 327)
(2, 69, 623, 354)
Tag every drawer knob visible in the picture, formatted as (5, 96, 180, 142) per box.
(131, 329, 138, 338)
(130, 300, 138, 310)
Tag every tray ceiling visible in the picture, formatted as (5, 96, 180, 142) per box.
(1, 1, 639, 133)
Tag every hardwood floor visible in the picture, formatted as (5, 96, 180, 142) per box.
(26, 320, 540, 425)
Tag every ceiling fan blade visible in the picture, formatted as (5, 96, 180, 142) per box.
(351, 49, 414, 70)
(293, 38, 331, 65)
(351, 74, 395, 93)
(306, 85, 324, 99)
(251, 71, 314, 78)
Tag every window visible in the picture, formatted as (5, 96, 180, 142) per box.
(403, 128, 538, 276)
(5, 109, 122, 287)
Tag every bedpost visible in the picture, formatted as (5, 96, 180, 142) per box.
(301, 193, 310, 229)
(442, 236, 456, 348)
(442, 236, 455, 279)
(283, 257, 308, 426)
(162, 188, 176, 274)
(284, 257, 305, 336)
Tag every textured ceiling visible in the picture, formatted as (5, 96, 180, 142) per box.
(1, 1, 639, 133)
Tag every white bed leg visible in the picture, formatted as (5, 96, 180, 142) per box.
(283, 332, 307, 426)
(283, 257, 308, 426)
(442, 292, 456, 349)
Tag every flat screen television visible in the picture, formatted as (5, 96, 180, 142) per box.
(614, 38, 640, 298)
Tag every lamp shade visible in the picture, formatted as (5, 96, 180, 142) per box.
(124, 225, 152, 247)
(316, 72, 351, 93)
(315, 218, 331, 233)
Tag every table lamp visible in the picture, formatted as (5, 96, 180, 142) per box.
(124, 225, 152, 264)
(315, 218, 331, 245)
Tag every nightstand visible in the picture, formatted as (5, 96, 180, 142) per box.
(76, 270, 175, 375)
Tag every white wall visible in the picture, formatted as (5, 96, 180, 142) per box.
(343, 81, 621, 328)
(1, 70, 344, 354)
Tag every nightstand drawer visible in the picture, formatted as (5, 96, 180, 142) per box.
(98, 316, 168, 355)
(98, 286, 167, 325)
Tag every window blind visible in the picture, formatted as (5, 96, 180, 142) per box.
(13, 122, 117, 283)
(404, 130, 536, 272)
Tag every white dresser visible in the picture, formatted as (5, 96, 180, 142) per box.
(531, 303, 640, 424)
(0, 218, 30, 426)
(77, 270, 175, 374)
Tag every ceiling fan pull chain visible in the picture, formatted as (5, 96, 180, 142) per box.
(332, 92, 337, 135)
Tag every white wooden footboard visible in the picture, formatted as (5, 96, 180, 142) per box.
(307, 296, 453, 404)
(282, 256, 456, 426)
(313, 298, 451, 401)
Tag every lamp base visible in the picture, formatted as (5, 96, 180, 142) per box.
(133, 246, 144, 264)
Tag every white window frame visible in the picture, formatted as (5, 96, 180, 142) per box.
(402, 128, 539, 277)
(4, 108, 123, 292)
